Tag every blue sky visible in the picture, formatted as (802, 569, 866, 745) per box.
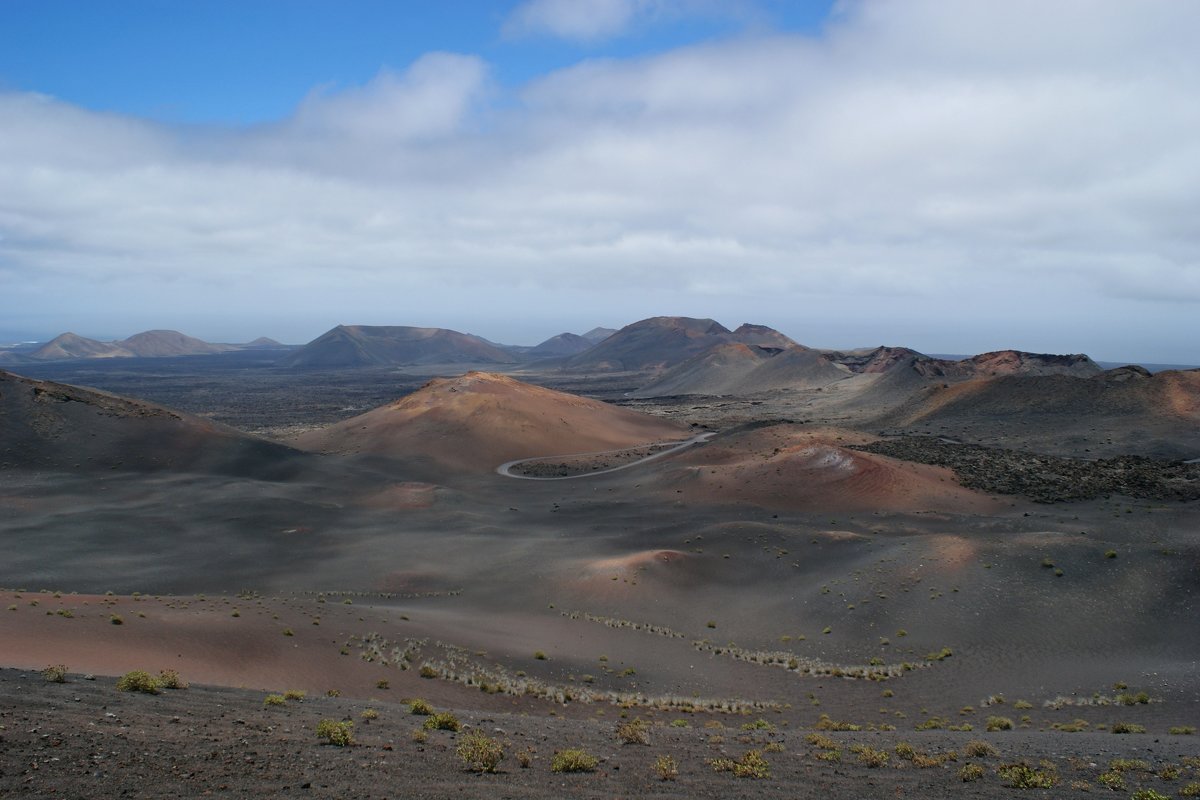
(1, 0, 1198, 362)
(1, 1, 835, 124)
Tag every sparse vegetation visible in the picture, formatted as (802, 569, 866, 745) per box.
(986, 715, 1014, 731)
(360, 708, 379, 720)
(1169, 726, 1195, 735)
(283, 689, 306, 701)
(316, 719, 354, 746)
(1111, 722, 1146, 734)
(264, 694, 286, 707)
(616, 717, 650, 745)
(551, 748, 599, 773)
(964, 739, 998, 758)
(959, 763, 985, 782)
(710, 749, 770, 779)
(42, 664, 68, 683)
(157, 669, 187, 689)
(408, 698, 434, 715)
(456, 730, 504, 773)
(998, 762, 1059, 788)
(653, 754, 679, 781)
(116, 670, 160, 694)
(423, 712, 461, 731)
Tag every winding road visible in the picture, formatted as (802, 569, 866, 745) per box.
(496, 431, 716, 480)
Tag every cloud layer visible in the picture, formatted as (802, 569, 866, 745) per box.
(1, 0, 1198, 359)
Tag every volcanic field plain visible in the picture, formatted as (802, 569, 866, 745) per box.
(1, 318, 1198, 799)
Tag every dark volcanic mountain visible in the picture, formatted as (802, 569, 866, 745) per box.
(0, 370, 303, 476)
(633, 344, 849, 397)
(283, 325, 517, 368)
(120, 330, 233, 358)
(30, 333, 132, 361)
(29, 330, 240, 361)
(564, 316, 798, 372)
(580, 327, 618, 344)
(526, 332, 594, 358)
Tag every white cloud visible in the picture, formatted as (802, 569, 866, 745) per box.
(1, 0, 1199, 359)
(503, 0, 645, 42)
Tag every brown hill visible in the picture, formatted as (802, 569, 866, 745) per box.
(651, 424, 1000, 513)
(633, 344, 849, 397)
(0, 370, 303, 476)
(30, 333, 132, 361)
(564, 316, 797, 372)
(284, 325, 516, 368)
(292, 371, 689, 472)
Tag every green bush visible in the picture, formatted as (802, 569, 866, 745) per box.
(985, 716, 1014, 731)
(316, 719, 354, 746)
(423, 712, 461, 732)
(551, 748, 599, 773)
(963, 739, 998, 757)
(709, 749, 770, 779)
(456, 730, 504, 773)
(408, 698, 434, 715)
(1111, 721, 1146, 734)
(116, 670, 160, 694)
(264, 694, 286, 707)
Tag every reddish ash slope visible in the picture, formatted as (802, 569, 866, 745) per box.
(293, 372, 690, 472)
(653, 424, 1001, 513)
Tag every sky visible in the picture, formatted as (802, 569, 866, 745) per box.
(1, 0, 1198, 363)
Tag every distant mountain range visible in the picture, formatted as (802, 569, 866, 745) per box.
(0, 330, 287, 364)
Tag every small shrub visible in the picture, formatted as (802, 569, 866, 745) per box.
(411, 728, 428, 743)
(116, 670, 160, 694)
(409, 698, 434, 715)
(283, 689, 306, 701)
(360, 708, 379, 720)
(741, 718, 774, 731)
(1097, 771, 1126, 790)
(316, 719, 354, 746)
(1111, 722, 1146, 734)
(326, 689, 341, 697)
(42, 664, 68, 683)
(895, 742, 918, 761)
(264, 694, 286, 707)
(423, 712, 461, 731)
(853, 745, 890, 768)
(653, 754, 679, 781)
(282, 628, 294, 636)
(456, 730, 504, 773)
(805, 733, 837, 749)
(1169, 726, 1195, 735)
(419, 665, 437, 678)
(986, 716, 1014, 731)
(110, 614, 123, 625)
(959, 763, 985, 782)
(999, 763, 1059, 789)
(1131, 790, 1171, 800)
(710, 749, 770, 779)
(815, 749, 842, 763)
(1108, 758, 1150, 772)
(533, 651, 547, 660)
(158, 669, 187, 689)
(964, 739, 998, 758)
(376, 679, 389, 690)
(1105, 550, 1117, 559)
(1179, 783, 1200, 798)
(551, 749, 599, 773)
(616, 717, 650, 745)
